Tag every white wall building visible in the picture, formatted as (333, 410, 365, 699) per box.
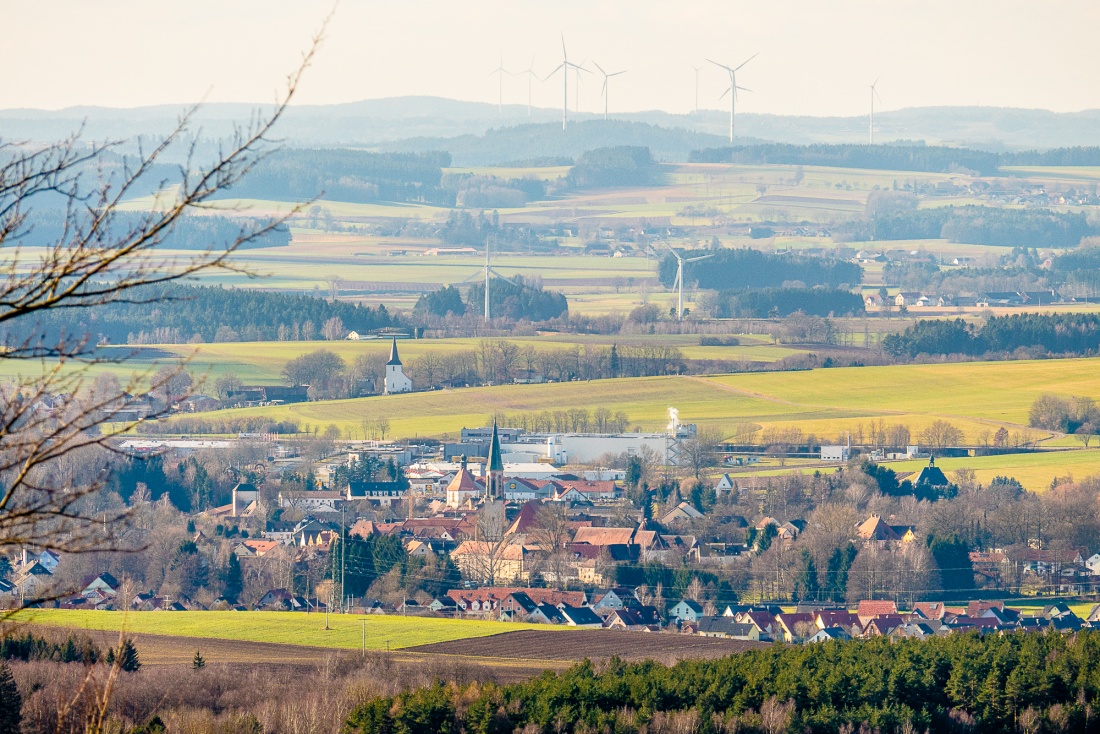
(383, 338, 412, 394)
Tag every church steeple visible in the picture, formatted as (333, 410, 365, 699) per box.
(488, 422, 504, 473)
(486, 421, 504, 500)
(387, 337, 402, 366)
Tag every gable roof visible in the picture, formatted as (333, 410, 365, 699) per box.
(573, 526, 635, 546)
(857, 600, 898, 618)
(560, 605, 603, 626)
(856, 515, 901, 542)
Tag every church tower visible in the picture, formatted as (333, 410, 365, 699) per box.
(383, 337, 412, 394)
(486, 421, 504, 500)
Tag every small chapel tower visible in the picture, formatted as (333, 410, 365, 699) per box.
(383, 337, 412, 394)
(486, 422, 504, 500)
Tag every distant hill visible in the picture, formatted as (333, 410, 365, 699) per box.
(3, 96, 1100, 155)
(380, 120, 736, 165)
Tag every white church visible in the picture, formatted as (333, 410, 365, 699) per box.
(383, 337, 412, 394)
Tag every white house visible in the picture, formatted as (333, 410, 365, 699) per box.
(383, 338, 412, 394)
(715, 474, 735, 492)
(1086, 553, 1100, 576)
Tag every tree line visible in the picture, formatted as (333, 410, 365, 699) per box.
(18, 210, 289, 251)
(705, 287, 864, 319)
(0, 282, 397, 346)
(210, 148, 454, 205)
(661, 248, 862, 291)
(836, 205, 1095, 248)
(883, 313, 1100, 359)
(690, 141, 1100, 175)
(344, 631, 1100, 734)
(689, 142, 1003, 175)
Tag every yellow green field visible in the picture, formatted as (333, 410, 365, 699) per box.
(150, 357, 1100, 490)
(18, 609, 548, 650)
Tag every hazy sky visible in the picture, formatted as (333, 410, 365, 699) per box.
(3, 0, 1098, 116)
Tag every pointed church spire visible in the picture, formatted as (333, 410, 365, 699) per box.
(488, 421, 504, 473)
(387, 337, 401, 366)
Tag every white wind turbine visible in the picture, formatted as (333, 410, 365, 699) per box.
(662, 243, 715, 321)
(868, 77, 882, 144)
(488, 53, 510, 114)
(518, 54, 538, 116)
(592, 62, 626, 119)
(459, 238, 510, 321)
(691, 65, 701, 114)
(543, 34, 587, 130)
(708, 54, 757, 142)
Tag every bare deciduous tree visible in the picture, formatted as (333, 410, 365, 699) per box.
(0, 26, 326, 589)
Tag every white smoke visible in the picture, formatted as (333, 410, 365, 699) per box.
(666, 407, 680, 435)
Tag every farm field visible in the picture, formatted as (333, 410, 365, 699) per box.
(166, 357, 1100, 489)
(0, 334, 803, 387)
(19, 609, 553, 651)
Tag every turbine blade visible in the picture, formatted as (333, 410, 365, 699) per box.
(733, 52, 758, 71)
(707, 58, 733, 72)
(719, 86, 731, 100)
(592, 61, 606, 75)
(561, 32, 567, 60)
(737, 85, 752, 93)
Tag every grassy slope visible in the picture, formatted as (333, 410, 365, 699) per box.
(19, 609, 552, 650)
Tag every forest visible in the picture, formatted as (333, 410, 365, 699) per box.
(689, 142, 1100, 175)
(464, 277, 569, 322)
(209, 149, 454, 205)
(661, 249, 862, 291)
(882, 313, 1100, 359)
(0, 282, 398, 346)
(689, 142, 1002, 175)
(18, 211, 289, 251)
(835, 205, 1095, 248)
(343, 632, 1100, 734)
(706, 287, 864, 319)
(566, 146, 663, 189)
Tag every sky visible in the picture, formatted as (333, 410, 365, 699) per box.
(3, 0, 1098, 117)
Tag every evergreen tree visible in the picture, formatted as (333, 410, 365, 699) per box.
(115, 638, 140, 672)
(0, 663, 20, 734)
(192, 650, 205, 669)
(794, 549, 820, 603)
(222, 552, 243, 603)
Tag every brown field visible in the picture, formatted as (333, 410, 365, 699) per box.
(406, 629, 765, 664)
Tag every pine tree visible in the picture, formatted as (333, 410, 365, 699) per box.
(115, 638, 140, 672)
(0, 663, 21, 734)
(222, 551, 243, 603)
(192, 650, 205, 670)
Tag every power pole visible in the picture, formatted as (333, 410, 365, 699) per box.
(341, 505, 347, 613)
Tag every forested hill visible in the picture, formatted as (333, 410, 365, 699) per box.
(660, 248, 862, 290)
(209, 149, 454, 206)
(380, 120, 734, 166)
(1, 283, 397, 346)
(883, 313, 1100, 359)
(17, 211, 289, 251)
(343, 632, 1100, 734)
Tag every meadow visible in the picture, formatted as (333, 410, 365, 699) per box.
(18, 609, 552, 650)
(158, 357, 1100, 490)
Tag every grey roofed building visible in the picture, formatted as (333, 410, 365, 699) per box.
(697, 616, 760, 640)
(560, 604, 604, 627)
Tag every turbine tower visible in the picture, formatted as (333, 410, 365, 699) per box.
(707, 54, 757, 142)
(544, 34, 586, 130)
(662, 243, 715, 321)
(868, 77, 882, 144)
(519, 54, 538, 116)
(691, 65, 701, 114)
(592, 62, 626, 119)
(489, 53, 510, 114)
(460, 238, 510, 322)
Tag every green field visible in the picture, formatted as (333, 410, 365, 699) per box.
(156, 357, 1100, 490)
(19, 609, 547, 650)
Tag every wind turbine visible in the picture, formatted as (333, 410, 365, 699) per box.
(708, 54, 757, 142)
(691, 65, 701, 114)
(661, 243, 715, 321)
(592, 62, 626, 119)
(868, 77, 882, 144)
(543, 34, 586, 130)
(460, 238, 510, 321)
(488, 53, 510, 114)
(518, 54, 538, 116)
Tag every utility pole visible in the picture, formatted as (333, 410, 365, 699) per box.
(362, 619, 366, 654)
(341, 505, 347, 613)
